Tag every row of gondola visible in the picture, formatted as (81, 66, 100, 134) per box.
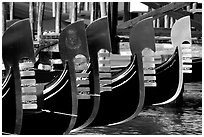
(2, 15, 201, 135)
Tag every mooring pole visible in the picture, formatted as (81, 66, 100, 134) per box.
(99, 2, 107, 61)
(90, 2, 100, 22)
(95, 2, 100, 20)
(37, 2, 44, 41)
(62, 2, 67, 13)
(164, 15, 169, 28)
(52, 2, 56, 17)
(55, 2, 62, 33)
(9, 2, 14, 20)
(100, 2, 106, 17)
(29, 2, 35, 39)
(108, 2, 119, 54)
(123, 2, 130, 22)
(2, 2, 6, 34)
(84, 2, 88, 11)
(90, 2, 94, 23)
(71, 2, 77, 23)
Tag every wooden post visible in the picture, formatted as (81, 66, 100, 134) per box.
(67, 2, 71, 21)
(109, 2, 119, 54)
(100, 2, 106, 17)
(29, 2, 34, 39)
(2, 2, 6, 34)
(55, 2, 61, 33)
(90, 2, 94, 23)
(156, 18, 160, 28)
(52, 2, 56, 17)
(37, 2, 44, 41)
(62, 2, 67, 13)
(9, 2, 14, 20)
(150, 8, 156, 28)
(67, 2, 72, 15)
(77, 2, 81, 13)
(170, 17, 175, 28)
(192, 2, 197, 10)
(123, 2, 130, 22)
(186, 5, 190, 11)
(91, 2, 100, 21)
(84, 2, 88, 11)
(153, 19, 156, 28)
(99, 2, 107, 58)
(90, 2, 100, 22)
(71, 2, 77, 23)
(164, 15, 169, 28)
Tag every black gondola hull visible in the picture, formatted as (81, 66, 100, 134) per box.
(144, 48, 181, 105)
(90, 56, 142, 126)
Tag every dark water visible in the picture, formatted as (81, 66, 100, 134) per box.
(71, 83, 202, 135)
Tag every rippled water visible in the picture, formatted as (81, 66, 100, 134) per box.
(71, 84, 202, 135)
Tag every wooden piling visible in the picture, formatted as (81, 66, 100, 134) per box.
(93, 2, 100, 20)
(37, 2, 44, 41)
(123, 2, 130, 22)
(100, 2, 106, 17)
(84, 2, 88, 11)
(170, 17, 175, 28)
(52, 2, 56, 17)
(55, 2, 61, 33)
(77, 2, 81, 13)
(70, 2, 77, 23)
(186, 5, 190, 11)
(90, 2, 94, 22)
(29, 2, 34, 38)
(62, 2, 67, 13)
(109, 2, 119, 54)
(164, 15, 169, 28)
(9, 2, 14, 20)
(192, 3, 197, 10)
(156, 18, 160, 28)
(2, 2, 6, 34)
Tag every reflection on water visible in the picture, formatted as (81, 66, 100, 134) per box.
(71, 84, 202, 135)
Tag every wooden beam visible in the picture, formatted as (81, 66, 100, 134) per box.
(118, 2, 191, 29)
(142, 2, 202, 31)
(117, 27, 202, 38)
